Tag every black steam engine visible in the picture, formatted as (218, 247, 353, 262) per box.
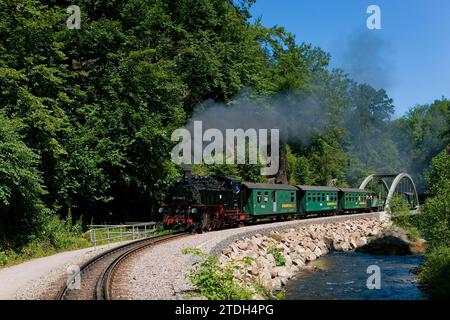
(159, 175, 246, 231)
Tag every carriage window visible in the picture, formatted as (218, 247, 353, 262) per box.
(290, 192, 295, 202)
(322, 193, 325, 202)
(313, 196, 316, 202)
(257, 192, 262, 203)
(307, 193, 311, 201)
(264, 192, 269, 202)
(272, 191, 276, 202)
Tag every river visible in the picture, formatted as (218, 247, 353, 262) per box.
(285, 252, 427, 300)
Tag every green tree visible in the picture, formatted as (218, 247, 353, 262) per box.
(0, 114, 47, 248)
(418, 150, 450, 247)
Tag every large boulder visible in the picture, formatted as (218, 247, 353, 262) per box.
(356, 235, 411, 255)
(356, 228, 428, 255)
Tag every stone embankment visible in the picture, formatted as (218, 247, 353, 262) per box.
(218, 218, 383, 292)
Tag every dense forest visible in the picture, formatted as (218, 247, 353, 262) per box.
(0, 0, 448, 252)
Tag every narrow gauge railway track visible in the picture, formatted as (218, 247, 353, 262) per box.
(56, 232, 189, 300)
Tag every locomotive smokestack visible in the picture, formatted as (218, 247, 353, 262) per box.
(182, 164, 192, 178)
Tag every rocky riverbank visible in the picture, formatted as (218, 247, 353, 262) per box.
(218, 217, 384, 294)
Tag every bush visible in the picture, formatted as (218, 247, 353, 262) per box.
(182, 248, 283, 300)
(268, 246, 286, 267)
(420, 246, 450, 299)
(0, 213, 89, 267)
(418, 186, 450, 247)
(30, 213, 88, 251)
(406, 227, 421, 241)
(389, 194, 413, 228)
(183, 248, 254, 300)
(0, 251, 8, 266)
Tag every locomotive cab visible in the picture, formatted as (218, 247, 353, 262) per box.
(161, 175, 244, 231)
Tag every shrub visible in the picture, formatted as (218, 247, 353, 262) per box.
(182, 248, 254, 300)
(182, 248, 283, 300)
(389, 194, 412, 228)
(1, 213, 89, 268)
(30, 213, 88, 251)
(406, 227, 421, 241)
(417, 186, 450, 247)
(268, 246, 286, 267)
(420, 246, 450, 299)
(0, 251, 8, 266)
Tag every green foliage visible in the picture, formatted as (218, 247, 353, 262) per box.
(182, 248, 254, 300)
(307, 135, 348, 186)
(425, 149, 450, 197)
(420, 246, 450, 299)
(389, 194, 412, 228)
(191, 142, 268, 182)
(393, 99, 449, 193)
(414, 148, 450, 299)
(0, 251, 8, 266)
(30, 213, 86, 250)
(417, 150, 450, 247)
(418, 186, 450, 247)
(268, 246, 286, 267)
(405, 227, 421, 242)
(0, 113, 47, 248)
(287, 145, 313, 185)
(182, 248, 283, 300)
(0, 213, 89, 267)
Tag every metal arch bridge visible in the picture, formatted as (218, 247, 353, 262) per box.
(359, 173, 419, 213)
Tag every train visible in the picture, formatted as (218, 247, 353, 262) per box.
(159, 175, 381, 232)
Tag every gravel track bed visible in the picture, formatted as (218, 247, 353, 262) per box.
(127, 212, 380, 300)
(0, 239, 137, 300)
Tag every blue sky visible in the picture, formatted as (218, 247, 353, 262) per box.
(250, 0, 450, 117)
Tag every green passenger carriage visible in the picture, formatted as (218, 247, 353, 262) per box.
(241, 182, 297, 216)
(296, 185, 339, 214)
(338, 188, 369, 212)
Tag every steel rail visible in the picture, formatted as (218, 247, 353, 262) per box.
(55, 232, 188, 300)
(100, 232, 189, 300)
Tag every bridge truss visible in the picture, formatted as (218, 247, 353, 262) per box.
(359, 173, 419, 212)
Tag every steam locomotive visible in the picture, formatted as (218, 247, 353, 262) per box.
(159, 175, 380, 232)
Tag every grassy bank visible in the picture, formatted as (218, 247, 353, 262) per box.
(0, 215, 168, 268)
(0, 214, 90, 268)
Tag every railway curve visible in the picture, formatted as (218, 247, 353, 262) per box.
(56, 232, 189, 300)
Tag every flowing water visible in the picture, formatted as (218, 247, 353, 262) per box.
(285, 252, 427, 300)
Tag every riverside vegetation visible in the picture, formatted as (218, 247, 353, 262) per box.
(387, 150, 450, 299)
(0, 0, 448, 284)
(416, 150, 450, 299)
(184, 218, 384, 299)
